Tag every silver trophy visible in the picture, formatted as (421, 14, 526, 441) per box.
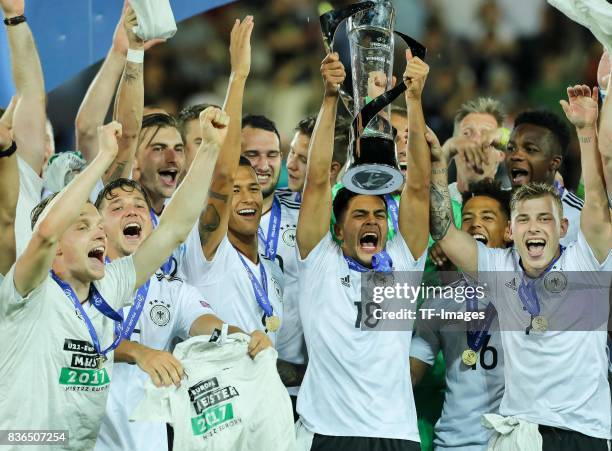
(320, 0, 426, 195)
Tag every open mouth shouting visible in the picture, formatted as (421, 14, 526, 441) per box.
(87, 245, 106, 265)
(359, 230, 380, 254)
(122, 222, 143, 244)
(510, 167, 530, 186)
(158, 168, 179, 187)
(525, 238, 546, 258)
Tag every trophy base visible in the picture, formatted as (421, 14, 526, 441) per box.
(342, 163, 404, 195)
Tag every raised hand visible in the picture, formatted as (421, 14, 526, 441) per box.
(321, 52, 346, 98)
(560, 84, 599, 129)
(247, 330, 273, 358)
(134, 346, 184, 388)
(123, 4, 144, 49)
(97, 121, 122, 161)
(199, 107, 230, 149)
(0, 0, 24, 17)
(403, 48, 429, 101)
(443, 136, 491, 175)
(367, 71, 396, 100)
(230, 16, 254, 78)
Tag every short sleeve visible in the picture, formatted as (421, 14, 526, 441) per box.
(410, 297, 442, 365)
(386, 232, 427, 272)
(180, 226, 229, 285)
(98, 255, 137, 309)
(565, 230, 612, 271)
(295, 232, 338, 273)
(0, 263, 49, 319)
(173, 283, 216, 340)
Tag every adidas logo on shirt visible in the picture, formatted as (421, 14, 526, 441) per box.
(340, 275, 351, 288)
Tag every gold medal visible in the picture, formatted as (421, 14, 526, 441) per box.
(96, 355, 107, 370)
(265, 315, 281, 332)
(531, 315, 548, 333)
(462, 349, 478, 366)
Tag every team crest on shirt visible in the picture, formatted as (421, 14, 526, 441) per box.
(271, 277, 283, 300)
(544, 271, 567, 294)
(150, 299, 171, 326)
(281, 224, 297, 247)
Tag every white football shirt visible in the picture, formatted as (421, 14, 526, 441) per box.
(296, 232, 426, 440)
(130, 334, 296, 451)
(411, 278, 505, 450)
(96, 273, 214, 451)
(559, 188, 583, 246)
(0, 257, 136, 451)
(259, 189, 304, 394)
(181, 232, 284, 346)
(477, 231, 611, 439)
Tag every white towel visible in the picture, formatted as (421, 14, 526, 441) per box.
(482, 414, 543, 451)
(548, 0, 612, 52)
(129, 0, 177, 41)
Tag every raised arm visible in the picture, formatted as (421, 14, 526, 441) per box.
(75, 2, 161, 161)
(133, 108, 227, 287)
(13, 123, 121, 296)
(560, 85, 611, 262)
(399, 49, 430, 258)
(198, 16, 253, 260)
(597, 52, 612, 205)
(428, 129, 479, 276)
(296, 53, 345, 258)
(0, 100, 19, 275)
(104, 5, 144, 184)
(2, 0, 46, 175)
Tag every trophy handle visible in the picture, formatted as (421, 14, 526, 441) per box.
(394, 31, 427, 60)
(319, 1, 375, 54)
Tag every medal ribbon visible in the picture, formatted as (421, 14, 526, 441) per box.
(257, 196, 282, 261)
(104, 256, 152, 339)
(150, 208, 174, 275)
(51, 271, 124, 360)
(465, 287, 497, 352)
(384, 194, 399, 233)
(236, 251, 274, 318)
(344, 251, 394, 273)
(517, 246, 565, 316)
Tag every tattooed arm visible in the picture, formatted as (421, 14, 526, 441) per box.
(426, 129, 479, 276)
(104, 5, 144, 185)
(199, 17, 253, 260)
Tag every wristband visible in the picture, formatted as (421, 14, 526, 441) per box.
(0, 141, 17, 158)
(3, 15, 26, 26)
(126, 48, 144, 64)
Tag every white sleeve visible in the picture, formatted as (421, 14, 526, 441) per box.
(295, 232, 338, 274)
(180, 225, 230, 286)
(0, 264, 48, 319)
(89, 179, 105, 204)
(98, 255, 137, 309)
(568, 230, 612, 271)
(173, 283, 216, 340)
(386, 232, 427, 271)
(410, 299, 441, 365)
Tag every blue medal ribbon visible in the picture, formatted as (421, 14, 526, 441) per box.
(344, 251, 394, 273)
(517, 246, 565, 316)
(465, 286, 497, 352)
(236, 251, 274, 318)
(258, 196, 282, 261)
(104, 256, 152, 339)
(150, 208, 174, 275)
(384, 194, 399, 233)
(51, 271, 124, 361)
